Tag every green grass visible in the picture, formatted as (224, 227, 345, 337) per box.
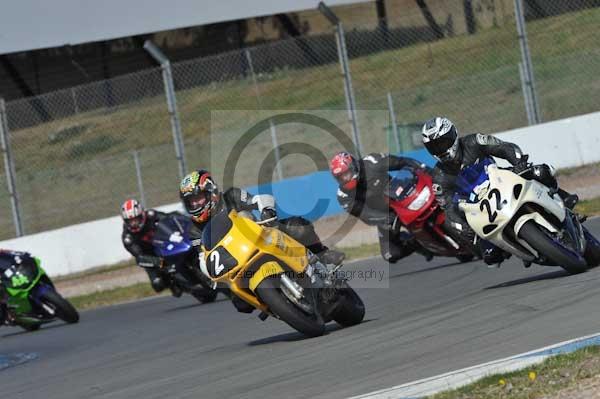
(576, 197, 600, 217)
(2, 8, 600, 238)
(337, 243, 381, 261)
(430, 345, 600, 399)
(68, 282, 165, 311)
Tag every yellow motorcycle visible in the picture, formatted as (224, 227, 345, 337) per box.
(199, 209, 365, 337)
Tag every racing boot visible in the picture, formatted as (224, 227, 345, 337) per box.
(480, 240, 511, 266)
(169, 284, 183, 298)
(231, 294, 255, 314)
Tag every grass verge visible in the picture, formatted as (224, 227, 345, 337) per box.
(68, 282, 166, 311)
(430, 345, 600, 399)
(576, 197, 600, 217)
(337, 242, 381, 261)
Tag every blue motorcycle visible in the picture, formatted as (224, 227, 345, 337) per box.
(140, 214, 219, 303)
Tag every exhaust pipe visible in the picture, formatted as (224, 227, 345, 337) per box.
(280, 274, 303, 300)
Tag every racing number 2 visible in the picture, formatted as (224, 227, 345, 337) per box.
(479, 188, 504, 223)
(210, 251, 225, 276)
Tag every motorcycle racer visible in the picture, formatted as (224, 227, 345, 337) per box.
(179, 169, 345, 313)
(120, 199, 200, 297)
(421, 116, 579, 264)
(329, 151, 434, 263)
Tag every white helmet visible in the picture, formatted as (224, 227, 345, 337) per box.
(120, 198, 147, 233)
(422, 117, 459, 162)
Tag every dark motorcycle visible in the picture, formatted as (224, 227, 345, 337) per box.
(138, 214, 220, 303)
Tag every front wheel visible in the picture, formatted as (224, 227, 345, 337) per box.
(255, 275, 325, 337)
(519, 221, 587, 274)
(40, 290, 79, 323)
(583, 226, 600, 268)
(332, 282, 365, 327)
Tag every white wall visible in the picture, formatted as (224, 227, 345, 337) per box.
(1, 111, 599, 277)
(0, 203, 183, 277)
(495, 112, 600, 169)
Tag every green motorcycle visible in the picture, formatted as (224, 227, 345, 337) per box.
(1, 250, 79, 331)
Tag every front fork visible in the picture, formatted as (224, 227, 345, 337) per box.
(29, 283, 56, 316)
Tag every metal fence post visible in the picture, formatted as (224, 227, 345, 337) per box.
(143, 41, 187, 180)
(71, 87, 80, 114)
(386, 92, 401, 153)
(514, 0, 541, 124)
(245, 48, 284, 181)
(319, 2, 363, 157)
(0, 99, 24, 237)
(132, 150, 146, 207)
(518, 62, 535, 125)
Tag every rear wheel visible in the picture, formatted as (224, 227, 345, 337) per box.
(41, 290, 79, 323)
(519, 221, 587, 274)
(256, 275, 325, 337)
(332, 282, 365, 327)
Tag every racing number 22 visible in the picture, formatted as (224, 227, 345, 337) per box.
(479, 188, 504, 223)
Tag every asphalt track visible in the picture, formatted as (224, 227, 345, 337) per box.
(3, 218, 600, 399)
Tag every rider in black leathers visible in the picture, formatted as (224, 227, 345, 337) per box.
(120, 199, 195, 296)
(179, 169, 345, 313)
(421, 116, 579, 264)
(330, 151, 434, 263)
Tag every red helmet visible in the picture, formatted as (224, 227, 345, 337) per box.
(179, 169, 221, 223)
(121, 199, 147, 233)
(329, 151, 360, 190)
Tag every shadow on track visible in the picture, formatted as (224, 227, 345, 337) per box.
(1, 321, 73, 338)
(164, 297, 229, 313)
(390, 260, 474, 280)
(485, 269, 568, 289)
(247, 319, 375, 346)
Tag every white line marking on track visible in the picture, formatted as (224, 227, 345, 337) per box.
(349, 331, 600, 399)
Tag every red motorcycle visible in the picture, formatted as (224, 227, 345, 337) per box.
(385, 169, 475, 262)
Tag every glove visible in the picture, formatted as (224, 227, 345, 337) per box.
(251, 194, 275, 213)
(260, 207, 278, 225)
(252, 194, 277, 224)
(512, 154, 530, 175)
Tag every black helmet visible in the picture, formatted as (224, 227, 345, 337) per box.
(422, 117, 459, 162)
(179, 169, 220, 223)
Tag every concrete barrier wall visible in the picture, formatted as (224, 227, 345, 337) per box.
(494, 112, 600, 169)
(1, 112, 599, 276)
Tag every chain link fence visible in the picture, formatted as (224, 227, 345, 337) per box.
(0, 0, 598, 239)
